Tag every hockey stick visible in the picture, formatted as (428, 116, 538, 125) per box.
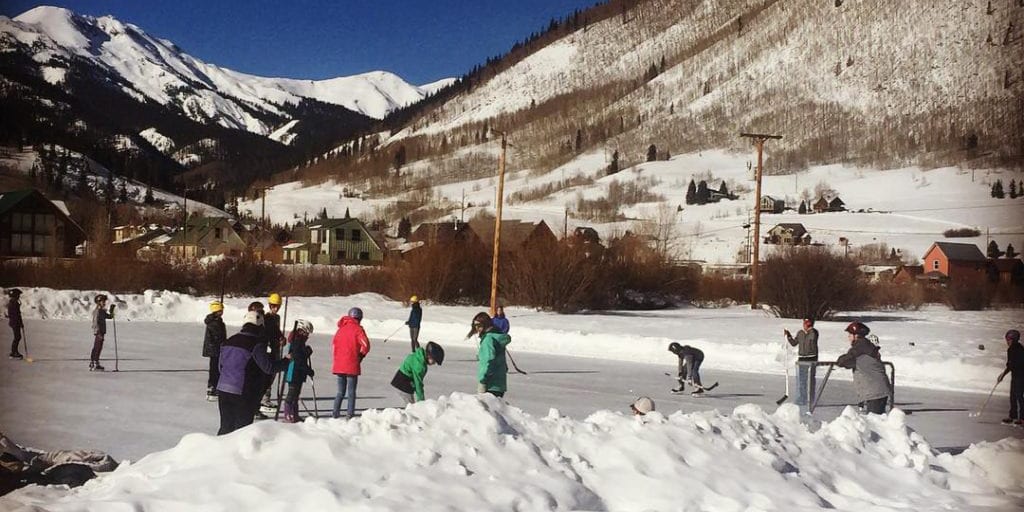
(309, 354, 319, 419)
(506, 349, 527, 375)
(21, 326, 33, 363)
(775, 340, 789, 405)
(275, 319, 297, 421)
(969, 381, 1001, 418)
(112, 306, 119, 372)
(381, 324, 403, 343)
(809, 363, 834, 413)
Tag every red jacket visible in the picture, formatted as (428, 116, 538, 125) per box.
(331, 316, 370, 375)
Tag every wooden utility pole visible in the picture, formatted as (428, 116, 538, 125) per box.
(261, 188, 268, 228)
(489, 133, 508, 316)
(181, 187, 188, 261)
(740, 132, 782, 309)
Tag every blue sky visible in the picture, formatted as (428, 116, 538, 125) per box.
(2, 1, 598, 84)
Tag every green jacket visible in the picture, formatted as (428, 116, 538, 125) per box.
(477, 330, 512, 393)
(398, 347, 429, 401)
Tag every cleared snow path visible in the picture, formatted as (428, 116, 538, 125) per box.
(0, 319, 1018, 463)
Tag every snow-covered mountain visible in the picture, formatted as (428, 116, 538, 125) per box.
(1, 6, 451, 135)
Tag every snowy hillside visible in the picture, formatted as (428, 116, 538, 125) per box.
(1, 6, 451, 134)
(242, 148, 1024, 265)
(0, 146, 225, 216)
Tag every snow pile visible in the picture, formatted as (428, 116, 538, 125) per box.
(2, 396, 1021, 511)
(5, 288, 1015, 395)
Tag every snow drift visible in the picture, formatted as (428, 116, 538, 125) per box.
(2, 396, 1021, 511)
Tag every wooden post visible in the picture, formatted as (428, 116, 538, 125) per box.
(740, 133, 782, 309)
(489, 133, 508, 316)
(182, 187, 188, 261)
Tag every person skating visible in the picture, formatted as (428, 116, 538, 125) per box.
(470, 312, 512, 398)
(491, 305, 510, 334)
(836, 321, 891, 414)
(89, 295, 115, 371)
(668, 342, 708, 395)
(630, 396, 655, 416)
(260, 293, 286, 414)
(216, 310, 288, 435)
(784, 318, 819, 407)
(390, 341, 444, 404)
(331, 307, 371, 419)
(7, 289, 24, 359)
(406, 295, 422, 352)
(281, 319, 315, 423)
(997, 329, 1024, 425)
(203, 301, 227, 401)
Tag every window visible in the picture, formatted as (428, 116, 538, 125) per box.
(351, 229, 361, 242)
(11, 233, 31, 254)
(12, 213, 31, 232)
(335, 228, 344, 240)
(336, 250, 346, 260)
(34, 234, 53, 255)
(34, 214, 54, 234)
(311, 230, 319, 243)
(215, 228, 223, 239)
(932, 260, 939, 270)
(359, 251, 370, 260)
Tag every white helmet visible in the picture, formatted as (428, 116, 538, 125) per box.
(295, 319, 314, 335)
(631, 396, 655, 415)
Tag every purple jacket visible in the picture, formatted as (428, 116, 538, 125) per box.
(7, 299, 22, 329)
(217, 324, 283, 396)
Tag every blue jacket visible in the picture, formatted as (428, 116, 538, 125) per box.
(217, 324, 285, 397)
(491, 315, 509, 334)
(285, 331, 314, 384)
(406, 304, 422, 328)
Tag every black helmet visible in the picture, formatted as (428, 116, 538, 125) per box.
(1007, 330, 1021, 343)
(845, 321, 870, 336)
(7, 289, 22, 298)
(94, 294, 108, 304)
(668, 342, 682, 354)
(425, 341, 445, 366)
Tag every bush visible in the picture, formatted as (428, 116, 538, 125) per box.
(760, 247, 868, 318)
(695, 274, 750, 305)
(944, 281, 994, 310)
(943, 227, 982, 238)
(865, 282, 929, 310)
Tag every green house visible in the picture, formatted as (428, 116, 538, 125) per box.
(307, 217, 385, 265)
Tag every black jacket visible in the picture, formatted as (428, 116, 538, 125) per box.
(7, 299, 22, 329)
(1008, 342, 1024, 374)
(265, 313, 283, 360)
(202, 313, 227, 358)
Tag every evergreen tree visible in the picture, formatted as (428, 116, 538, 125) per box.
(1010, 179, 1018, 199)
(607, 150, 619, 175)
(696, 180, 710, 204)
(398, 217, 412, 239)
(685, 179, 697, 205)
(393, 145, 407, 172)
(319, 207, 328, 220)
(718, 181, 729, 197)
(144, 183, 155, 204)
(1006, 243, 1017, 259)
(798, 200, 807, 214)
(992, 179, 1005, 198)
(344, 207, 351, 219)
(646, 144, 657, 162)
(118, 181, 129, 203)
(987, 240, 1003, 258)
(575, 129, 583, 152)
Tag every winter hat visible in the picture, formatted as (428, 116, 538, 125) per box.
(845, 321, 870, 336)
(1008, 329, 1021, 343)
(247, 301, 264, 312)
(209, 301, 224, 313)
(94, 294, 108, 304)
(295, 319, 314, 335)
(668, 342, 682, 354)
(347, 307, 363, 321)
(425, 341, 445, 366)
(7, 289, 21, 298)
(631, 396, 655, 415)
(243, 310, 264, 327)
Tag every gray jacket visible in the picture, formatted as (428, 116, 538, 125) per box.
(787, 328, 819, 360)
(92, 306, 113, 335)
(836, 336, 890, 401)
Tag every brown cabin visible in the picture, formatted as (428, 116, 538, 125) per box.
(892, 265, 924, 284)
(0, 189, 86, 258)
(921, 242, 988, 283)
(989, 258, 1024, 285)
(469, 219, 558, 253)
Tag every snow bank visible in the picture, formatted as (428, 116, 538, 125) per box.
(3, 396, 1021, 511)
(5, 288, 1016, 394)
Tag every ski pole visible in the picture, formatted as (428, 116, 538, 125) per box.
(309, 353, 319, 419)
(969, 381, 1001, 418)
(22, 326, 33, 364)
(275, 320, 297, 421)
